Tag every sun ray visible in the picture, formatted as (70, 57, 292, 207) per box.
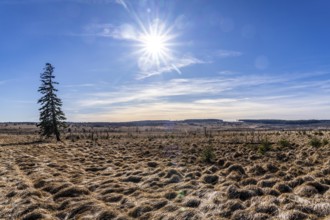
(136, 19, 175, 71)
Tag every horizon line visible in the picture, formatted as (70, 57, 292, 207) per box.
(1, 118, 330, 124)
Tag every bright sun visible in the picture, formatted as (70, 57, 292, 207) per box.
(137, 19, 174, 69)
(143, 34, 166, 56)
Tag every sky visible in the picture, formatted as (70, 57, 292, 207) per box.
(1, 0, 330, 122)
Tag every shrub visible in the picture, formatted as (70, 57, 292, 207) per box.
(258, 139, 272, 155)
(201, 145, 215, 163)
(322, 139, 329, 146)
(309, 137, 322, 148)
(314, 131, 324, 136)
(278, 138, 291, 148)
(177, 190, 186, 199)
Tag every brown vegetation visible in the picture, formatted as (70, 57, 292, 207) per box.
(0, 126, 330, 219)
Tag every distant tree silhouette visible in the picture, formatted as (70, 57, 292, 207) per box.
(37, 63, 66, 141)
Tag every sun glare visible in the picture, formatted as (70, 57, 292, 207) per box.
(137, 19, 174, 69)
(143, 34, 166, 56)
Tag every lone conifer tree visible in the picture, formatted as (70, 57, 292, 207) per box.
(38, 63, 66, 141)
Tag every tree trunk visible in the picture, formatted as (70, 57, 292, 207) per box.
(55, 131, 61, 141)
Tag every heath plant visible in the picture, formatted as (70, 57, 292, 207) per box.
(309, 137, 322, 148)
(201, 145, 216, 163)
(278, 138, 291, 148)
(258, 139, 272, 155)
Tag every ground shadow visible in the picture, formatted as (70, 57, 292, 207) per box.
(0, 140, 44, 147)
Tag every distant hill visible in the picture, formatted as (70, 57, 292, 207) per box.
(238, 119, 330, 125)
(3, 119, 330, 128)
(71, 119, 223, 127)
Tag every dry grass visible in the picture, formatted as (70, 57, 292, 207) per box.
(0, 129, 330, 219)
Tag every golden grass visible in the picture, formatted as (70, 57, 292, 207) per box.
(0, 130, 329, 219)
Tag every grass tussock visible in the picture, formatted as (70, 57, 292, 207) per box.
(53, 187, 90, 200)
(0, 130, 329, 219)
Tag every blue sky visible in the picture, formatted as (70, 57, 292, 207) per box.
(1, 0, 330, 122)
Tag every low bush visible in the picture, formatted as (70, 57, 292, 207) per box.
(278, 138, 291, 148)
(322, 139, 329, 146)
(258, 139, 272, 155)
(309, 137, 322, 148)
(201, 145, 215, 163)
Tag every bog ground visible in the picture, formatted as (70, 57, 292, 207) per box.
(0, 126, 330, 219)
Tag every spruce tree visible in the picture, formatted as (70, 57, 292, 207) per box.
(38, 63, 66, 141)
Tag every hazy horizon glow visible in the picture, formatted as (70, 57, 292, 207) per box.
(1, 0, 330, 122)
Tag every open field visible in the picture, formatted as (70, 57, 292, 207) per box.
(0, 124, 330, 219)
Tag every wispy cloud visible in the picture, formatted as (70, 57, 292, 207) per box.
(218, 70, 239, 75)
(216, 49, 243, 58)
(194, 98, 241, 104)
(71, 95, 330, 122)
(73, 73, 299, 108)
(64, 70, 330, 121)
(76, 77, 229, 107)
(83, 23, 138, 40)
(115, 0, 127, 9)
(82, 21, 206, 78)
(137, 56, 207, 79)
(80, 22, 241, 78)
